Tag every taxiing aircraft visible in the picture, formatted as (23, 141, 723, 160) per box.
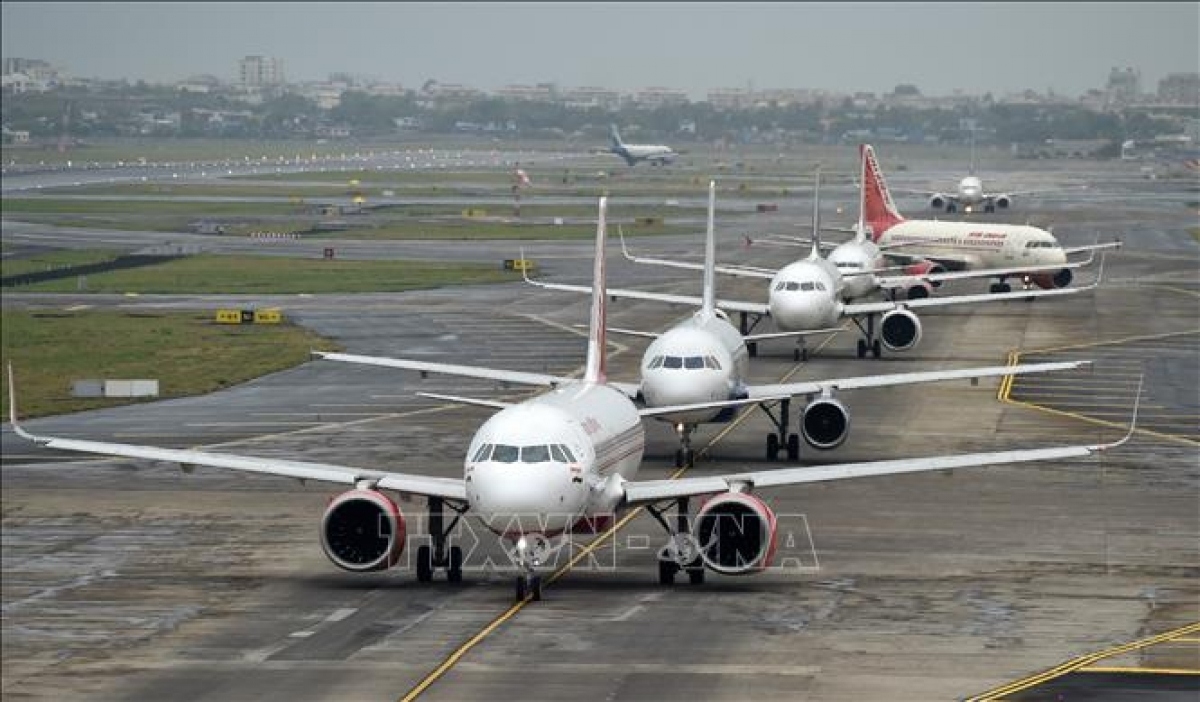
(6, 198, 1135, 603)
(608, 124, 677, 166)
(859, 144, 1120, 293)
(529, 177, 1104, 361)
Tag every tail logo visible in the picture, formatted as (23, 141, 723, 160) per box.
(859, 144, 904, 239)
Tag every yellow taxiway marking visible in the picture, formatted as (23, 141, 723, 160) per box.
(397, 333, 840, 702)
(999, 336, 1200, 447)
(968, 621, 1200, 700)
(1076, 666, 1200, 675)
(1011, 329, 1200, 357)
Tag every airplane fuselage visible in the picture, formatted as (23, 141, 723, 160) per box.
(639, 310, 751, 425)
(827, 239, 886, 301)
(465, 382, 643, 536)
(876, 221, 1067, 271)
(767, 258, 844, 331)
(957, 175, 985, 205)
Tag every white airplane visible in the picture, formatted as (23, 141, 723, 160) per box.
(859, 144, 1120, 293)
(609, 124, 677, 166)
(512, 181, 1091, 465)
(531, 177, 1104, 361)
(6, 198, 1137, 603)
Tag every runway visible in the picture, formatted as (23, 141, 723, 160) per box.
(2, 147, 1197, 700)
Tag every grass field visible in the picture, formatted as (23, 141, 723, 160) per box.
(2, 308, 338, 419)
(1, 197, 306, 217)
(1, 138, 377, 166)
(1, 249, 123, 278)
(11, 254, 522, 294)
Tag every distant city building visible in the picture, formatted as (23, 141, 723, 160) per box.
(560, 86, 621, 110)
(238, 55, 284, 87)
(632, 86, 689, 108)
(1106, 66, 1141, 106)
(1157, 72, 1200, 106)
(495, 83, 556, 102)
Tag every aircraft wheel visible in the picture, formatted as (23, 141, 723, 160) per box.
(515, 575, 527, 601)
(766, 433, 780, 460)
(856, 339, 867, 358)
(416, 545, 433, 583)
(447, 546, 463, 583)
(787, 433, 800, 461)
(659, 559, 678, 585)
(871, 340, 882, 359)
(687, 560, 705, 585)
(747, 342, 758, 358)
(530, 575, 543, 601)
(674, 449, 685, 468)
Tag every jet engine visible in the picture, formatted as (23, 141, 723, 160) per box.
(993, 195, 1011, 210)
(800, 397, 850, 450)
(904, 282, 932, 300)
(880, 309, 923, 352)
(1029, 268, 1073, 290)
(929, 194, 947, 210)
(693, 492, 778, 575)
(320, 489, 407, 572)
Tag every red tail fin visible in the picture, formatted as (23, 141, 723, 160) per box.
(859, 144, 904, 240)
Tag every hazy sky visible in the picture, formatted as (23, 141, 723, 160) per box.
(3, 2, 1197, 98)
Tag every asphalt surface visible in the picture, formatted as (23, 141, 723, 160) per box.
(2, 144, 1197, 701)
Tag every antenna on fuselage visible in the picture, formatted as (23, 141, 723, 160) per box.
(701, 180, 717, 317)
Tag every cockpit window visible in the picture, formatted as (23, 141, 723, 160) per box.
(816, 281, 827, 291)
(557, 444, 577, 462)
(705, 355, 722, 370)
(492, 444, 519, 463)
(663, 356, 683, 369)
(472, 444, 493, 462)
(684, 356, 705, 370)
(550, 444, 568, 462)
(521, 445, 550, 463)
(774, 282, 785, 291)
(785, 282, 800, 291)
(648, 355, 664, 370)
(800, 282, 815, 291)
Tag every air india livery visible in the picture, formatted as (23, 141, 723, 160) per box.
(859, 144, 1119, 293)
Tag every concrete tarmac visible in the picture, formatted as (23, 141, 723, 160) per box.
(2, 151, 1197, 701)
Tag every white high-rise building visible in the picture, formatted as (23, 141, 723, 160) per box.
(239, 56, 284, 87)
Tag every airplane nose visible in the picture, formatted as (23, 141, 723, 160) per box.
(471, 462, 585, 534)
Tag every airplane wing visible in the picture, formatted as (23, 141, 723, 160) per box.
(416, 392, 513, 410)
(1063, 240, 1122, 256)
(7, 374, 468, 501)
(314, 351, 570, 388)
(523, 275, 770, 315)
(743, 327, 846, 343)
(623, 376, 1138, 506)
(745, 360, 1089, 400)
(842, 262, 1100, 316)
(316, 351, 641, 399)
(623, 437, 1125, 505)
(619, 227, 776, 280)
(876, 251, 1096, 289)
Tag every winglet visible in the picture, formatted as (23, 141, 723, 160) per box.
(1097, 373, 1142, 451)
(583, 197, 609, 384)
(701, 180, 717, 316)
(617, 224, 635, 261)
(7, 363, 37, 442)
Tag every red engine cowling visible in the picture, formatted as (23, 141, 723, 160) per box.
(693, 492, 778, 575)
(320, 489, 406, 572)
(904, 260, 946, 288)
(1029, 268, 1074, 290)
(880, 308, 923, 352)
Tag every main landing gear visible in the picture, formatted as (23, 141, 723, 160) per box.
(739, 311, 765, 358)
(760, 399, 801, 461)
(989, 280, 1013, 294)
(416, 497, 465, 584)
(674, 423, 696, 468)
(648, 497, 705, 585)
(852, 314, 883, 359)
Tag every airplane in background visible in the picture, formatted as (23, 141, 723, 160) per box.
(859, 143, 1120, 293)
(531, 175, 1104, 361)
(326, 182, 1090, 468)
(9, 196, 1136, 602)
(608, 124, 677, 166)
